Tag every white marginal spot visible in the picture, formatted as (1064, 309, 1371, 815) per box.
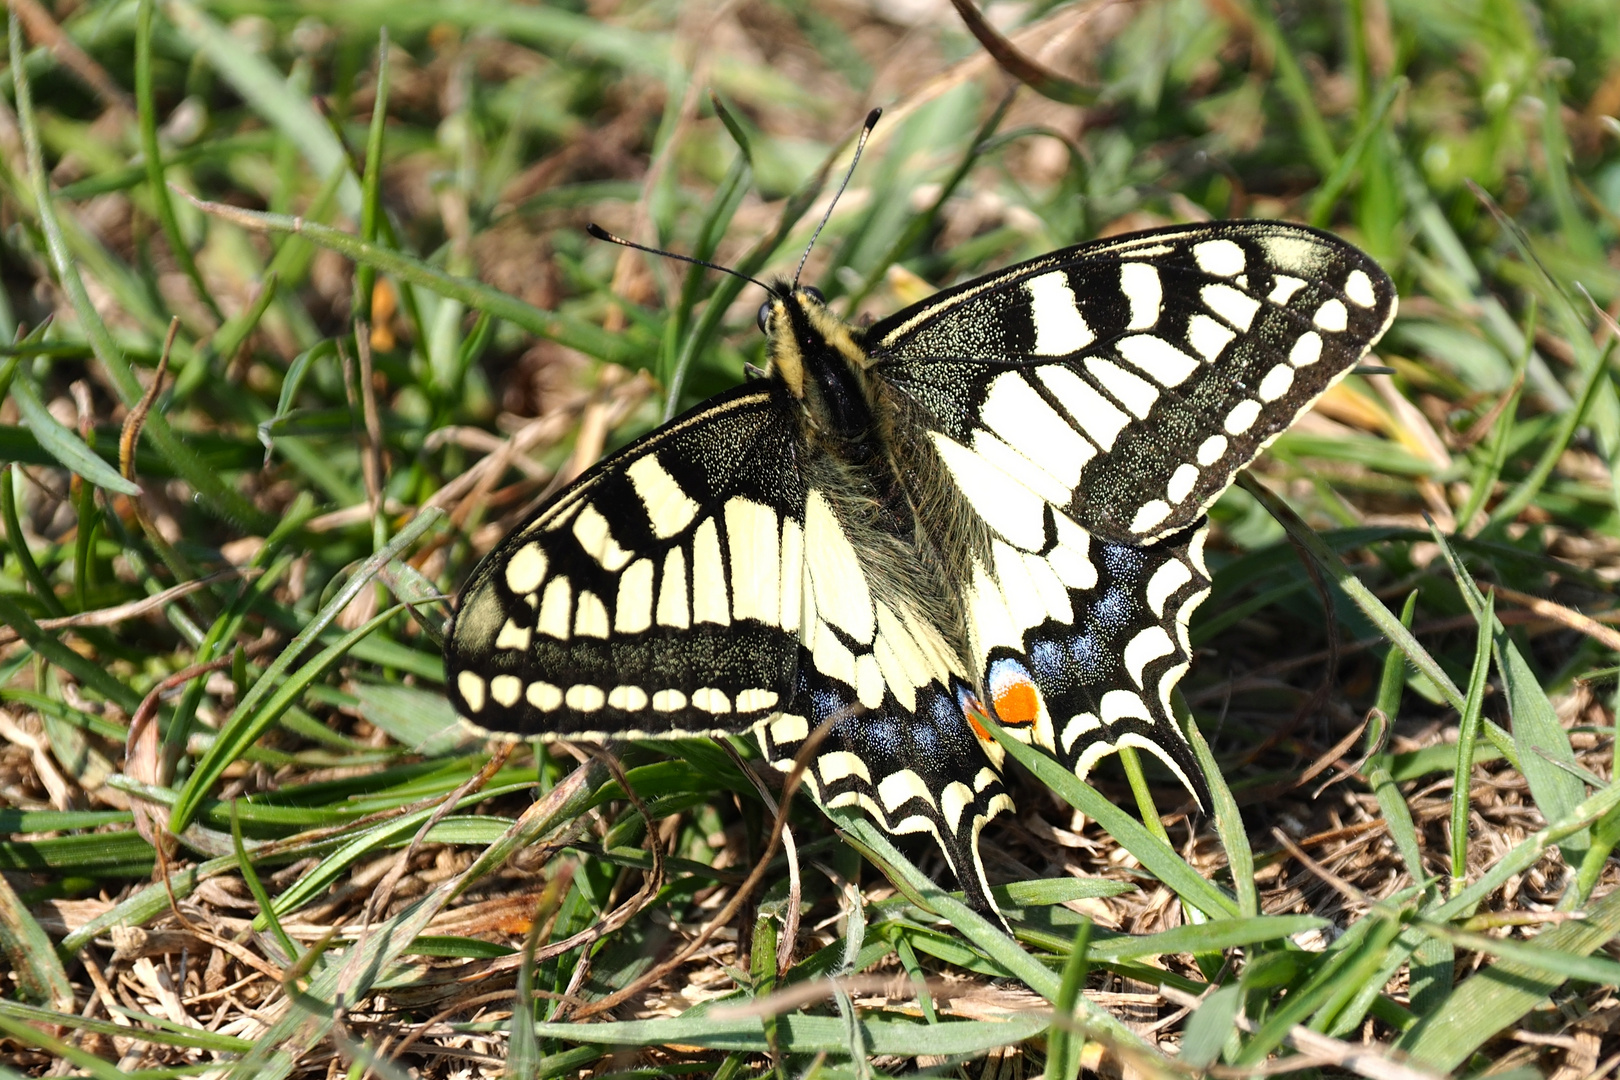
(1147, 560, 1193, 619)
(973, 767, 998, 792)
(1290, 331, 1323, 367)
(1119, 730, 1199, 802)
(1048, 515, 1098, 591)
(1121, 262, 1162, 330)
(527, 681, 563, 711)
(854, 654, 885, 710)
(614, 558, 655, 634)
(1166, 462, 1200, 505)
(735, 688, 779, 713)
(1186, 315, 1236, 363)
(574, 590, 609, 638)
(1314, 298, 1348, 332)
(457, 672, 486, 712)
(979, 372, 1092, 487)
(1268, 274, 1306, 304)
(690, 517, 729, 626)
(1258, 364, 1296, 403)
(607, 685, 648, 711)
(1189, 529, 1210, 576)
(566, 684, 606, 712)
(656, 547, 689, 629)
(537, 576, 572, 640)
(1117, 334, 1200, 387)
(1060, 711, 1101, 754)
(1123, 626, 1176, 687)
(503, 543, 547, 595)
(805, 490, 875, 643)
(1025, 270, 1095, 355)
(1202, 283, 1262, 330)
(1131, 499, 1171, 534)
(626, 455, 700, 539)
(1345, 269, 1377, 308)
(494, 619, 531, 652)
(770, 713, 808, 745)
(1224, 399, 1262, 435)
(692, 687, 731, 714)
(1037, 364, 1131, 451)
(1085, 357, 1159, 419)
(879, 770, 934, 812)
(572, 504, 632, 572)
(1194, 238, 1246, 276)
(1072, 740, 1121, 782)
(940, 781, 974, 831)
(931, 434, 1048, 552)
(725, 498, 781, 628)
(818, 750, 872, 784)
(1196, 434, 1228, 466)
(1101, 689, 1151, 723)
(652, 689, 687, 712)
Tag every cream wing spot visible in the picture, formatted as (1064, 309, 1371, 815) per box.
(566, 684, 606, 712)
(1025, 270, 1095, 355)
(652, 689, 687, 712)
(1202, 283, 1261, 330)
(1146, 559, 1193, 618)
(573, 590, 609, 639)
(607, 685, 648, 711)
(1197, 434, 1228, 466)
(537, 577, 572, 640)
(1290, 331, 1323, 367)
(1166, 462, 1200, 504)
(978, 372, 1092, 486)
(1193, 238, 1246, 276)
(656, 547, 689, 629)
(626, 455, 699, 539)
(1257, 364, 1295, 403)
(503, 543, 547, 595)
(1037, 364, 1131, 451)
(572, 504, 632, 572)
(854, 654, 885, 710)
(725, 498, 781, 627)
(805, 490, 875, 643)
(770, 713, 808, 745)
(690, 517, 729, 626)
(1121, 262, 1162, 329)
(1116, 334, 1200, 387)
(692, 688, 731, 714)
(1086, 357, 1159, 419)
(1123, 626, 1175, 687)
(1131, 499, 1171, 533)
(940, 781, 974, 832)
(457, 672, 486, 713)
(1224, 399, 1262, 435)
(1187, 315, 1236, 362)
(614, 558, 655, 634)
(735, 688, 779, 713)
(526, 681, 562, 711)
(1345, 269, 1378, 308)
(1268, 275, 1306, 304)
(494, 619, 531, 651)
(879, 770, 934, 812)
(818, 750, 871, 784)
(1314, 298, 1348, 332)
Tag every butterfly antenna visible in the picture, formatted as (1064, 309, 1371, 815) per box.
(585, 223, 770, 293)
(794, 107, 882, 287)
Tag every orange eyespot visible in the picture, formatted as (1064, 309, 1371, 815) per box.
(993, 679, 1040, 727)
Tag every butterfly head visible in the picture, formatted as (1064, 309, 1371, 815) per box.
(759, 284, 873, 415)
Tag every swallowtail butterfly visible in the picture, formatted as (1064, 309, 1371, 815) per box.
(445, 118, 1397, 916)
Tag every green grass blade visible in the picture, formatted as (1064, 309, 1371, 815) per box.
(1450, 590, 1494, 884)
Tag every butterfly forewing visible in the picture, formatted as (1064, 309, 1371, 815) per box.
(446, 386, 807, 738)
(871, 222, 1398, 544)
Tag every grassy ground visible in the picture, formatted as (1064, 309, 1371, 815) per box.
(0, 0, 1618, 1076)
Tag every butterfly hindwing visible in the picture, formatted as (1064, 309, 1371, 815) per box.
(446, 386, 807, 738)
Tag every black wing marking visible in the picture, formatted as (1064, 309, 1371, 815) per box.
(446, 385, 807, 739)
(870, 221, 1397, 545)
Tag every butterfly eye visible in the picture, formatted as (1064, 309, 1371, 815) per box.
(756, 302, 773, 334)
(801, 286, 826, 305)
